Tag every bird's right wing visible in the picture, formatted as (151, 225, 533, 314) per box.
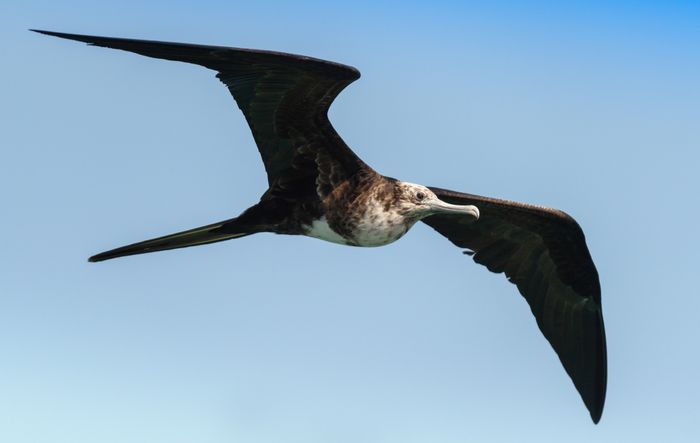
(33, 30, 369, 198)
(422, 187, 606, 423)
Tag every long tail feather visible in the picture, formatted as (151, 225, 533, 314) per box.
(88, 219, 250, 262)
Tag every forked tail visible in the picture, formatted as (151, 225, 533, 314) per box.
(88, 218, 251, 262)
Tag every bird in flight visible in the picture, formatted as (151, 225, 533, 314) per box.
(34, 29, 607, 423)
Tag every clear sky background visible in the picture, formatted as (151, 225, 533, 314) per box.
(2, 1, 699, 442)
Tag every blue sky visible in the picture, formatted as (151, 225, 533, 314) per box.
(2, 1, 699, 442)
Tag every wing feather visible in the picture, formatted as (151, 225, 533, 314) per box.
(33, 30, 369, 197)
(422, 187, 606, 423)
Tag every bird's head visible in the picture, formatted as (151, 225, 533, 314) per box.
(395, 182, 480, 221)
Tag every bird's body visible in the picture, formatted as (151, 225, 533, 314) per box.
(35, 29, 607, 423)
(303, 174, 441, 247)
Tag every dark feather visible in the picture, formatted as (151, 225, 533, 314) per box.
(31, 29, 370, 198)
(88, 218, 249, 262)
(34, 30, 606, 422)
(423, 187, 606, 423)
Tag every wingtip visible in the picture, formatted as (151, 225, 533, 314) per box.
(586, 392, 605, 424)
(30, 29, 59, 36)
(30, 29, 98, 44)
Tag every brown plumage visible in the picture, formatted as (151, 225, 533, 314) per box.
(33, 29, 606, 423)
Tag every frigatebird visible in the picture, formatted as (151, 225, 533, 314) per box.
(34, 29, 607, 423)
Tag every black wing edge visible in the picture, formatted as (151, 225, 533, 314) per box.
(426, 187, 607, 423)
(29, 29, 361, 80)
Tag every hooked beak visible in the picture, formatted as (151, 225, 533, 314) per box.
(425, 198, 480, 219)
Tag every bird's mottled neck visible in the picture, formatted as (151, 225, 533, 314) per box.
(314, 174, 416, 247)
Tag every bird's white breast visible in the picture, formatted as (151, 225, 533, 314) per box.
(305, 217, 349, 245)
(304, 198, 413, 247)
(351, 204, 410, 246)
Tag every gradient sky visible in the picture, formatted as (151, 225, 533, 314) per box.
(2, 1, 699, 442)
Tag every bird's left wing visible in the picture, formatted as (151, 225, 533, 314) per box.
(422, 187, 606, 423)
(32, 30, 369, 198)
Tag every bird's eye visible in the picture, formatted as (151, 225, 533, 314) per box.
(416, 191, 425, 201)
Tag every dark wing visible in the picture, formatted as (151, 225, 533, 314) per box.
(32, 30, 369, 196)
(422, 187, 606, 423)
